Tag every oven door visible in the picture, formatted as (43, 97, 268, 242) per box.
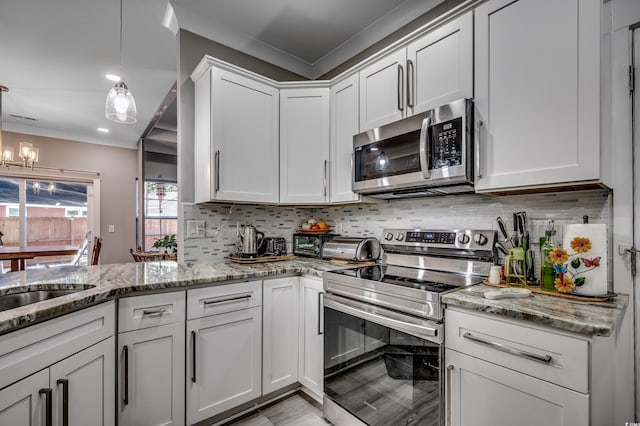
(323, 293, 443, 426)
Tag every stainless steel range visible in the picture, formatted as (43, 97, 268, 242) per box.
(322, 228, 496, 426)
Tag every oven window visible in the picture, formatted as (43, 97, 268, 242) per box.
(354, 129, 422, 182)
(324, 307, 441, 426)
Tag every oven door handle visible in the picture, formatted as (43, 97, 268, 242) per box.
(419, 116, 431, 179)
(323, 293, 441, 343)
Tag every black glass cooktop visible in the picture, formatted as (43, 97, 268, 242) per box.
(330, 265, 470, 294)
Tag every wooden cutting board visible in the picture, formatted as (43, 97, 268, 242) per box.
(227, 254, 296, 264)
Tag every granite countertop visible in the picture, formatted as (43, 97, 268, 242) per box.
(0, 258, 345, 335)
(0, 260, 629, 339)
(442, 283, 628, 337)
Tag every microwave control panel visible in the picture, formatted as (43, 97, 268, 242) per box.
(430, 117, 463, 169)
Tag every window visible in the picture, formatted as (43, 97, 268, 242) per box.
(0, 177, 91, 269)
(143, 181, 178, 251)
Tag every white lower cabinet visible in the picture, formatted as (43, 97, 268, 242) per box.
(445, 349, 588, 426)
(0, 368, 48, 425)
(263, 277, 299, 394)
(118, 323, 185, 426)
(186, 281, 263, 424)
(445, 307, 615, 425)
(0, 337, 115, 426)
(298, 276, 324, 401)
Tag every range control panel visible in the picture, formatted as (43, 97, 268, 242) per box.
(382, 228, 496, 251)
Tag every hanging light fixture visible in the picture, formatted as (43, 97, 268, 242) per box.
(0, 86, 39, 169)
(105, 0, 136, 123)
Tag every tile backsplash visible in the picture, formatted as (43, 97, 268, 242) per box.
(181, 190, 610, 263)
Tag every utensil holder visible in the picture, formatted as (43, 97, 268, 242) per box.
(505, 247, 527, 287)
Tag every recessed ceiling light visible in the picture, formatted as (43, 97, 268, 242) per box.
(105, 74, 121, 82)
(97, 127, 110, 133)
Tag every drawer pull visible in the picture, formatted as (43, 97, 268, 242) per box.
(142, 308, 166, 316)
(203, 294, 251, 306)
(56, 379, 69, 426)
(39, 388, 52, 426)
(463, 332, 552, 364)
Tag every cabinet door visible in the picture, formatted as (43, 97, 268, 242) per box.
(263, 277, 299, 394)
(474, 0, 601, 192)
(359, 49, 407, 131)
(280, 88, 330, 204)
(0, 369, 48, 426)
(298, 276, 324, 400)
(407, 11, 472, 115)
(118, 323, 185, 426)
(210, 67, 280, 203)
(187, 307, 262, 424)
(446, 349, 588, 426)
(50, 336, 115, 426)
(330, 74, 361, 204)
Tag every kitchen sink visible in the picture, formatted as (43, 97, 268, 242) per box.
(0, 285, 95, 313)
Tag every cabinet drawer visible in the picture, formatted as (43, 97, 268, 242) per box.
(118, 291, 186, 332)
(187, 280, 262, 320)
(445, 308, 588, 393)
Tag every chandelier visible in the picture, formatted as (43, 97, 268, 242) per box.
(0, 85, 40, 169)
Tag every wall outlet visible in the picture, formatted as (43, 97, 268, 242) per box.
(108, 225, 115, 233)
(186, 220, 206, 238)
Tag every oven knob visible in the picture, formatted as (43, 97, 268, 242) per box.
(385, 232, 394, 241)
(474, 233, 489, 245)
(457, 234, 470, 244)
(395, 233, 404, 241)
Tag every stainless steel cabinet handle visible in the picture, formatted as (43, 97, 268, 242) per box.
(123, 345, 129, 405)
(203, 294, 251, 306)
(323, 160, 328, 198)
(406, 59, 414, 108)
(142, 308, 166, 316)
(39, 388, 52, 426)
(214, 150, 220, 192)
(475, 121, 483, 179)
(397, 64, 404, 111)
(191, 331, 197, 383)
(463, 332, 552, 364)
(419, 117, 431, 179)
(446, 365, 454, 425)
(317, 291, 324, 335)
(56, 379, 69, 426)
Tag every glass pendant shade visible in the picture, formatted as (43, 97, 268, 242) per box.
(105, 81, 137, 123)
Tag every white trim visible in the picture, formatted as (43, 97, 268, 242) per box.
(88, 179, 101, 264)
(0, 167, 101, 183)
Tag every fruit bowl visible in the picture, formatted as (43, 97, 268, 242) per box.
(298, 228, 332, 234)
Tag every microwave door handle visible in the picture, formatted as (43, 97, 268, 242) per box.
(419, 117, 431, 179)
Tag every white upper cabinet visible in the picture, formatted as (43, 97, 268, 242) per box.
(406, 11, 473, 115)
(359, 49, 407, 132)
(474, 0, 603, 192)
(330, 74, 360, 204)
(280, 87, 330, 204)
(359, 12, 473, 133)
(193, 59, 280, 204)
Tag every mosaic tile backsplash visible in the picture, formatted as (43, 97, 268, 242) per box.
(181, 190, 611, 266)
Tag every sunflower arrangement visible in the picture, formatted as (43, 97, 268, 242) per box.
(547, 237, 600, 293)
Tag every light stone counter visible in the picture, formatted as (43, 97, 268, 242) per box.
(0, 261, 628, 338)
(0, 258, 345, 335)
(442, 283, 628, 337)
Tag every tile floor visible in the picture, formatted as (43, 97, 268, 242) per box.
(223, 393, 329, 426)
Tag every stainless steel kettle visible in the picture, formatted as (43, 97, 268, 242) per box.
(237, 222, 265, 255)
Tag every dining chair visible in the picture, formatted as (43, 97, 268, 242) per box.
(91, 237, 102, 265)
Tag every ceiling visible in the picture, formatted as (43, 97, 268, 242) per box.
(0, 0, 443, 150)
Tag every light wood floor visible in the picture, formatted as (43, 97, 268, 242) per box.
(223, 393, 329, 426)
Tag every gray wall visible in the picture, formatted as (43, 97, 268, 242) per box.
(4, 131, 137, 264)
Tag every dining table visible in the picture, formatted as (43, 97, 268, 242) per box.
(0, 245, 80, 272)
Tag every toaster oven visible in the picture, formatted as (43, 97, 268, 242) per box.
(292, 233, 338, 258)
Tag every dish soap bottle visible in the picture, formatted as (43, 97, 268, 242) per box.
(540, 221, 556, 292)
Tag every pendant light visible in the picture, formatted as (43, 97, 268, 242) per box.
(105, 0, 136, 123)
(0, 85, 39, 168)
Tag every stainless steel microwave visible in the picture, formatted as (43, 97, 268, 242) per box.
(352, 98, 474, 198)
